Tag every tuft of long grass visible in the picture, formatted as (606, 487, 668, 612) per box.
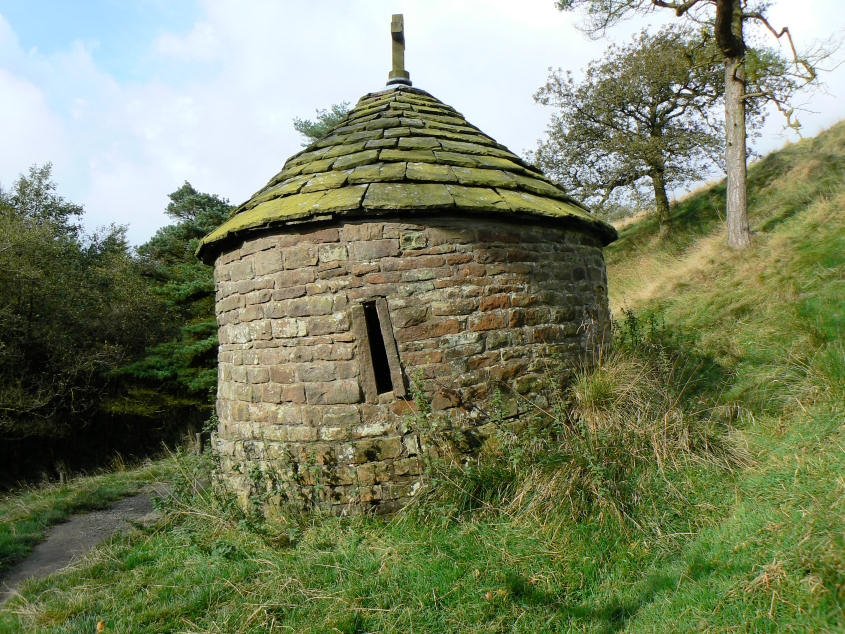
(412, 325, 748, 531)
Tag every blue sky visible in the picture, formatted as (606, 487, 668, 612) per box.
(1, 0, 198, 78)
(1, 1, 842, 244)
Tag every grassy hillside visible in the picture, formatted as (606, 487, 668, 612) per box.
(1, 123, 843, 632)
(602, 123, 845, 630)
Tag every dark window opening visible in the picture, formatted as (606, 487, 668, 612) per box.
(363, 301, 393, 394)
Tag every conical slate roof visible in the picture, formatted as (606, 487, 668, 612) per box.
(197, 85, 616, 263)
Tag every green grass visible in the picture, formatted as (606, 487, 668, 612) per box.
(0, 457, 175, 577)
(1, 123, 843, 632)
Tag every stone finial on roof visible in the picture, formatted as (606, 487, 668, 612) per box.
(387, 14, 411, 87)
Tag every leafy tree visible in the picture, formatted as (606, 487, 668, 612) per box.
(0, 168, 232, 480)
(535, 28, 724, 230)
(0, 165, 166, 440)
(554, 0, 826, 248)
(2, 163, 82, 236)
(120, 182, 231, 407)
(293, 102, 351, 145)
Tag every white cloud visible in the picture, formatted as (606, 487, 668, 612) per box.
(0, 1, 843, 244)
(0, 69, 66, 183)
(153, 21, 219, 62)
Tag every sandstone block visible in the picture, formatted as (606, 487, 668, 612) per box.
(247, 367, 270, 383)
(399, 231, 427, 250)
(268, 365, 294, 383)
(261, 382, 282, 403)
(245, 289, 273, 306)
(485, 331, 510, 350)
(396, 318, 461, 342)
(305, 380, 361, 405)
(274, 269, 316, 288)
(322, 408, 361, 428)
(286, 425, 318, 442)
(273, 285, 307, 300)
(228, 323, 250, 344)
(401, 349, 443, 365)
(431, 299, 479, 316)
(397, 281, 435, 297)
(319, 426, 347, 442)
(228, 260, 253, 282)
(296, 362, 335, 383)
(402, 268, 438, 282)
(217, 295, 241, 313)
(392, 305, 428, 328)
(240, 305, 263, 322)
(308, 312, 350, 336)
(341, 223, 384, 241)
(355, 420, 391, 438)
(469, 312, 507, 331)
(248, 320, 272, 341)
(254, 250, 283, 275)
(281, 384, 306, 404)
(272, 319, 307, 339)
(480, 295, 511, 311)
(319, 244, 348, 263)
(351, 437, 402, 463)
(286, 296, 334, 318)
(285, 245, 318, 268)
(348, 239, 400, 261)
(445, 253, 473, 265)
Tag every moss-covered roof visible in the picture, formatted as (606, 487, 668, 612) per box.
(197, 85, 616, 262)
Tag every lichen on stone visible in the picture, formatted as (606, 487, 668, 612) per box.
(196, 84, 616, 262)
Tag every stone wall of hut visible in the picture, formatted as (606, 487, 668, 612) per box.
(212, 216, 609, 513)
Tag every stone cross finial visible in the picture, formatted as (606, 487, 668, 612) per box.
(387, 14, 411, 86)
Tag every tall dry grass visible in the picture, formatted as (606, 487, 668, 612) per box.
(410, 317, 749, 530)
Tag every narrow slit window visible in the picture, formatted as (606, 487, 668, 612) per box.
(363, 301, 393, 394)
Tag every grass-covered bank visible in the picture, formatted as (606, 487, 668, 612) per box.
(1, 123, 843, 632)
(599, 124, 845, 630)
(0, 458, 176, 578)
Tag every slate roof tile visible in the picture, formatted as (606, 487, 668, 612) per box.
(197, 84, 616, 262)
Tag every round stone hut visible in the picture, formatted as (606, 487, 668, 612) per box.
(197, 16, 617, 514)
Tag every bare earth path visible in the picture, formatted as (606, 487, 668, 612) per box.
(0, 482, 170, 604)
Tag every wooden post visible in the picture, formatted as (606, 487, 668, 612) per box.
(387, 14, 411, 86)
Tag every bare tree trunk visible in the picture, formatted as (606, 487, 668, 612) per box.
(651, 169, 671, 233)
(724, 56, 751, 248)
(719, 0, 752, 248)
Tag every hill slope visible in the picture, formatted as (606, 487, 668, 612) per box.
(602, 122, 845, 630)
(1, 123, 843, 632)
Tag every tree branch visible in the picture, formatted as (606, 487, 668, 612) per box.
(743, 12, 816, 82)
(651, 0, 706, 16)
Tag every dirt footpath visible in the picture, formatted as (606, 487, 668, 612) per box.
(0, 482, 170, 604)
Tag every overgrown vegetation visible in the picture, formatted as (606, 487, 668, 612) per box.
(1, 123, 842, 631)
(413, 315, 746, 529)
(0, 168, 226, 485)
